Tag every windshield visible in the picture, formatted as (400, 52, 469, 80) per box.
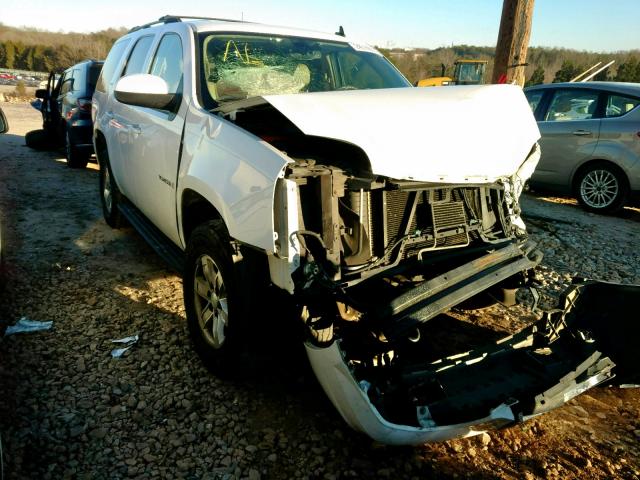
(199, 33, 410, 107)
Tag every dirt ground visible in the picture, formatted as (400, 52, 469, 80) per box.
(0, 102, 639, 479)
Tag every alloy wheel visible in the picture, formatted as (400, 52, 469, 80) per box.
(193, 254, 228, 349)
(580, 169, 619, 209)
(102, 167, 113, 213)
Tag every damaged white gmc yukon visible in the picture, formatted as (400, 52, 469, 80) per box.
(93, 16, 639, 445)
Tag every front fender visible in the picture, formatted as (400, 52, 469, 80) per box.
(179, 105, 290, 252)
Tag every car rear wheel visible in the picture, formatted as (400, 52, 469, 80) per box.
(184, 220, 249, 377)
(99, 149, 124, 228)
(576, 163, 628, 214)
(65, 129, 89, 168)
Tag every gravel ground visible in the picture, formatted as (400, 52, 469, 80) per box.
(0, 102, 639, 479)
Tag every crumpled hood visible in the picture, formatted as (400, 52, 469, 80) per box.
(222, 85, 541, 183)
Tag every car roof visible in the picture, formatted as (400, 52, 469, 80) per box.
(64, 59, 104, 71)
(525, 81, 640, 97)
(128, 16, 354, 45)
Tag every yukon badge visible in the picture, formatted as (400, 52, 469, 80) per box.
(158, 174, 174, 188)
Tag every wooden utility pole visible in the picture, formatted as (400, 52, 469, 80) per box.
(491, 0, 535, 86)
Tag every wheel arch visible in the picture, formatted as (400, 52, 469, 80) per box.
(181, 189, 226, 245)
(93, 129, 108, 168)
(571, 159, 630, 195)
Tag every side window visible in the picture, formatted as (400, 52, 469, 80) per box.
(605, 94, 640, 118)
(87, 63, 102, 94)
(59, 71, 73, 95)
(544, 89, 599, 122)
(96, 39, 131, 93)
(123, 35, 154, 76)
(149, 33, 183, 93)
(525, 90, 543, 114)
(70, 69, 81, 92)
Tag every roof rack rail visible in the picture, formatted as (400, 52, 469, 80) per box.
(129, 15, 249, 33)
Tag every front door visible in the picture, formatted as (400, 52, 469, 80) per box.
(127, 32, 186, 245)
(533, 88, 602, 189)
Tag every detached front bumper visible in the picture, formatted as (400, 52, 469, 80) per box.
(306, 281, 639, 445)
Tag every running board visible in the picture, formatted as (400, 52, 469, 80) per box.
(118, 201, 185, 275)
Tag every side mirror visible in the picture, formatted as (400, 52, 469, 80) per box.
(115, 74, 181, 112)
(0, 107, 8, 134)
(35, 89, 48, 99)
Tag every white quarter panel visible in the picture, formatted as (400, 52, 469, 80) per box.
(179, 103, 290, 251)
(227, 85, 540, 183)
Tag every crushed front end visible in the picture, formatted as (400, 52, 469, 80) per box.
(214, 85, 638, 444)
(263, 142, 638, 444)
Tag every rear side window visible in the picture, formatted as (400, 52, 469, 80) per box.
(149, 33, 183, 93)
(59, 70, 73, 95)
(605, 94, 640, 118)
(123, 35, 154, 76)
(544, 89, 599, 122)
(96, 39, 131, 93)
(87, 63, 103, 94)
(71, 69, 81, 92)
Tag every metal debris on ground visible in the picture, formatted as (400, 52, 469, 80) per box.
(4, 317, 53, 336)
(110, 334, 139, 358)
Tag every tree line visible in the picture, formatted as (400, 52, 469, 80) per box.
(1, 22, 639, 85)
(0, 23, 125, 73)
(380, 45, 640, 85)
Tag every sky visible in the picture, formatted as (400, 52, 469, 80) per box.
(1, 0, 638, 52)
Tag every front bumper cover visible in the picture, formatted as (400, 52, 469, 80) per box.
(306, 281, 639, 445)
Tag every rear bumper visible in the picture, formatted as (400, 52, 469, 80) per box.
(68, 123, 94, 153)
(307, 280, 639, 445)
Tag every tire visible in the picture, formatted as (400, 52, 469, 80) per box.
(576, 162, 628, 214)
(65, 129, 89, 169)
(184, 220, 250, 377)
(25, 129, 51, 150)
(98, 149, 124, 228)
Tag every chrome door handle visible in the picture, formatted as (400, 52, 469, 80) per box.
(572, 130, 591, 136)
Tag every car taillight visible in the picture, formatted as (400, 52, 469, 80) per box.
(77, 98, 92, 112)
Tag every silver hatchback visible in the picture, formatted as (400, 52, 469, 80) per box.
(524, 82, 640, 213)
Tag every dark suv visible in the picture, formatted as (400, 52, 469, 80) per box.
(36, 60, 103, 168)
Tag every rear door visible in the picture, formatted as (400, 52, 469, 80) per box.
(597, 92, 640, 169)
(57, 68, 80, 127)
(55, 69, 74, 140)
(94, 37, 131, 197)
(109, 34, 155, 202)
(42, 72, 61, 134)
(533, 88, 602, 189)
(127, 32, 186, 245)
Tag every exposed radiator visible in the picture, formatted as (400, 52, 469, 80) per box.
(371, 189, 472, 258)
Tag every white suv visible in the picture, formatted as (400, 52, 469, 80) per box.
(93, 15, 633, 444)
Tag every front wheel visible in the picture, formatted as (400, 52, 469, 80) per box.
(65, 129, 89, 168)
(576, 163, 628, 214)
(184, 220, 249, 377)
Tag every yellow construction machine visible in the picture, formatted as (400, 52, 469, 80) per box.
(416, 59, 488, 87)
